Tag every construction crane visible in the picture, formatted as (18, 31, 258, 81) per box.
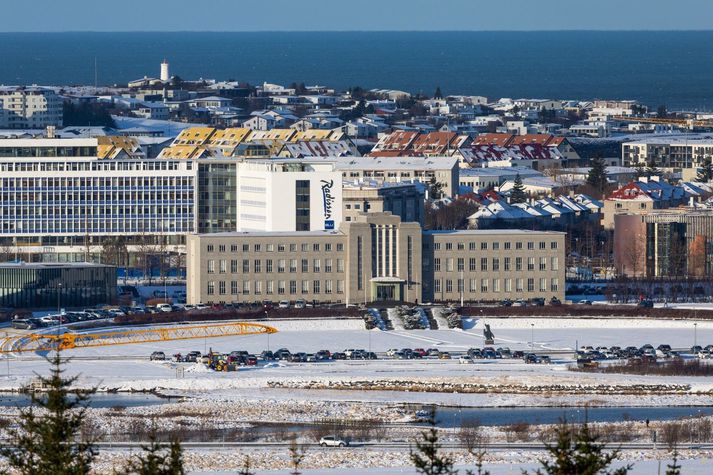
(0, 322, 277, 354)
(613, 115, 713, 128)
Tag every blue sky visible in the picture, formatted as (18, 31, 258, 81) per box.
(4, 0, 713, 32)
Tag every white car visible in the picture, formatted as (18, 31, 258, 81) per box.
(386, 348, 399, 357)
(458, 355, 473, 364)
(195, 304, 209, 310)
(278, 300, 290, 309)
(156, 303, 172, 312)
(319, 436, 348, 447)
(294, 300, 306, 309)
(343, 349, 355, 358)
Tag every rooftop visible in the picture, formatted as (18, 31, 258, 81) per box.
(0, 262, 114, 269)
(424, 229, 565, 236)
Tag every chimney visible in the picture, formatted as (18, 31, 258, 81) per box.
(46, 126, 56, 139)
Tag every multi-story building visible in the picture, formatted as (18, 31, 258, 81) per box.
(622, 136, 713, 180)
(601, 178, 688, 229)
(0, 86, 63, 129)
(186, 212, 565, 305)
(236, 160, 343, 232)
(342, 181, 424, 225)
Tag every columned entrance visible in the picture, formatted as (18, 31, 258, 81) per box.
(370, 278, 404, 301)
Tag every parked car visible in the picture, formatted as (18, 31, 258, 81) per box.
(438, 352, 452, 360)
(638, 299, 654, 308)
(150, 351, 166, 361)
(458, 355, 473, 364)
(156, 303, 173, 312)
(319, 436, 348, 447)
(278, 300, 290, 309)
(294, 299, 306, 309)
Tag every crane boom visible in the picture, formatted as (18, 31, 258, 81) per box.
(1, 322, 277, 354)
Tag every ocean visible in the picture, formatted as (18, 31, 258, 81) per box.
(1, 31, 712, 110)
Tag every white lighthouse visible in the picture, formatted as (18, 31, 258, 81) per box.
(160, 59, 170, 82)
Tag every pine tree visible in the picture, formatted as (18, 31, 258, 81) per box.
(238, 456, 255, 475)
(587, 156, 609, 194)
(410, 409, 457, 475)
(509, 174, 528, 204)
(123, 431, 185, 475)
(1, 352, 97, 475)
(526, 421, 632, 475)
(428, 177, 445, 200)
(696, 158, 713, 182)
(665, 450, 682, 475)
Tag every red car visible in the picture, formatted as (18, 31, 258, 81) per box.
(413, 348, 427, 357)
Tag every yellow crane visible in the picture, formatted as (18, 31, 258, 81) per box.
(0, 322, 277, 354)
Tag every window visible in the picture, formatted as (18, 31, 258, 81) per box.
(231, 259, 238, 273)
(325, 243, 332, 252)
(469, 278, 477, 292)
(255, 281, 262, 295)
(313, 280, 321, 294)
(302, 280, 309, 294)
(278, 281, 286, 295)
(493, 242, 499, 251)
(218, 245, 225, 253)
(242, 260, 249, 273)
(301, 259, 309, 272)
(207, 245, 214, 253)
(325, 280, 333, 294)
(254, 244, 262, 252)
(516, 278, 524, 292)
(434, 279, 441, 293)
(457, 278, 464, 293)
(527, 278, 535, 292)
(505, 278, 512, 292)
(290, 259, 297, 273)
(516, 257, 522, 271)
(325, 259, 333, 272)
(539, 241, 546, 250)
(242, 244, 249, 252)
(551, 241, 558, 250)
(446, 279, 453, 293)
(446, 258, 454, 272)
(337, 259, 345, 272)
(551, 257, 559, 271)
(480, 242, 487, 250)
(219, 281, 226, 295)
(540, 278, 547, 292)
(539, 257, 547, 271)
(480, 278, 488, 293)
(290, 244, 297, 252)
(516, 242, 523, 250)
(278, 259, 286, 273)
(493, 279, 500, 292)
(469, 258, 476, 271)
(207, 260, 215, 274)
(504, 242, 511, 250)
(231, 281, 238, 295)
(446, 242, 453, 250)
(492, 258, 500, 272)
(267, 281, 274, 294)
(254, 260, 261, 273)
(528, 257, 535, 271)
(551, 278, 559, 292)
(457, 242, 464, 250)
(267, 244, 274, 252)
(207, 281, 215, 295)
(480, 257, 488, 271)
(468, 242, 476, 251)
(242, 281, 250, 294)
(313, 243, 320, 252)
(504, 257, 511, 271)
(434, 243, 441, 251)
(219, 260, 226, 274)
(337, 243, 344, 251)
(527, 242, 534, 250)
(290, 280, 297, 294)
(434, 258, 441, 272)
(313, 259, 321, 272)
(337, 280, 344, 294)
(231, 245, 238, 252)
(278, 244, 285, 252)
(266, 260, 273, 273)
(457, 258, 464, 272)
(301, 243, 309, 252)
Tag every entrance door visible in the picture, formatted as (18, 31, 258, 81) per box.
(376, 284, 395, 301)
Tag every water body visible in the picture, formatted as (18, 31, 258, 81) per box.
(432, 405, 713, 427)
(1, 31, 713, 109)
(0, 392, 177, 408)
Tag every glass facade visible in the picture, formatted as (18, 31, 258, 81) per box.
(197, 162, 236, 233)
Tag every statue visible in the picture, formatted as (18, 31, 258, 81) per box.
(483, 323, 495, 345)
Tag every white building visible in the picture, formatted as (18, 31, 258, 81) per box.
(236, 160, 343, 232)
(0, 86, 63, 129)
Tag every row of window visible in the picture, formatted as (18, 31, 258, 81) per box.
(433, 240, 559, 251)
(433, 257, 559, 272)
(206, 242, 344, 253)
(434, 278, 560, 294)
(207, 258, 345, 274)
(207, 279, 345, 296)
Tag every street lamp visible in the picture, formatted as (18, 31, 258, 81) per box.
(694, 322, 698, 348)
(56, 282, 63, 340)
(530, 323, 534, 351)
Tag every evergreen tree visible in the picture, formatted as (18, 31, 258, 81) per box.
(509, 174, 528, 204)
(428, 177, 445, 200)
(0, 352, 97, 475)
(665, 450, 682, 475)
(696, 158, 713, 182)
(123, 431, 185, 475)
(587, 156, 609, 194)
(409, 409, 457, 475)
(526, 421, 632, 475)
(646, 160, 662, 178)
(633, 162, 647, 180)
(238, 456, 255, 475)
(434, 86, 443, 99)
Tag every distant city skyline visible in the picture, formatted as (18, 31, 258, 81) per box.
(4, 0, 713, 32)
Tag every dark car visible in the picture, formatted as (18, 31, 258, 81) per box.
(500, 299, 513, 307)
(331, 352, 347, 360)
(261, 350, 275, 360)
(531, 298, 545, 306)
(638, 299, 654, 308)
(549, 297, 562, 306)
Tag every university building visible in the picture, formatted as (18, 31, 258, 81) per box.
(186, 212, 565, 305)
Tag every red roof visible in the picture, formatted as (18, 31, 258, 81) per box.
(473, 133, 513, 147)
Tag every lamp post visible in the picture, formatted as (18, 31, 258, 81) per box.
(530, 323, 534, 351)
(694, 322, 698, 348)
(57, 282, 63, 340)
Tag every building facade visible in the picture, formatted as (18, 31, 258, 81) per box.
(342, 182, 425, 225)
(0, 262, 116, 309)
(622, 137, 713, 180)
(186, 213, 565, 306)
(0, 87, 63, 129)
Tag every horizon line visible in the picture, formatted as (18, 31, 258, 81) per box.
(1, 28, 713, 34)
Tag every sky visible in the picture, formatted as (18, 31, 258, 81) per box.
(3, 0, 713, 32)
